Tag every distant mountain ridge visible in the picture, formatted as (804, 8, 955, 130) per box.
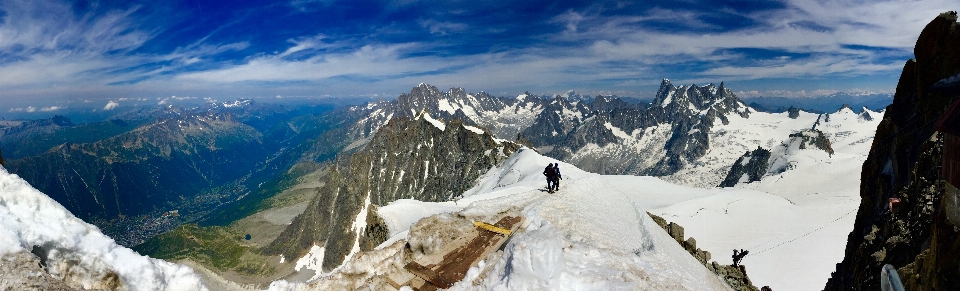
(743, 92, 893, 114)
(330, 80, 880, 188)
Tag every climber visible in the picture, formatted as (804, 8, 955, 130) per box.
(551, 163, 562, 192)
(543, 163, 556, 192)
(732, 249, 749, 267)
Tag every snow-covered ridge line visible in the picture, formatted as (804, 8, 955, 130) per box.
(0, 166, 207, 291)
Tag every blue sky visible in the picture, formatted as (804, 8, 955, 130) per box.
(0, 0, 954, 110)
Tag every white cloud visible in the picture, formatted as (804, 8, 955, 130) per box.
(176, 43, 434, 83)
(279, 34, 328, 57)
(734, 88, 894, 98)
(418, 19, 468, 35)
(39, 106, 63, 112)
(104, 101, 120, 110)
(700, 56, 904, 80)
(8, 106, 37, 113)
(551, 10, 586, 34)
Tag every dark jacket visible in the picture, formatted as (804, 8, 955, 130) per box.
(543, 165, 556, 179)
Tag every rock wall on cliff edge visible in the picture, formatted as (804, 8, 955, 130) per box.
(824, 11, 960, 291)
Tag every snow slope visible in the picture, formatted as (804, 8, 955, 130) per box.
(0, 166, 207, 291)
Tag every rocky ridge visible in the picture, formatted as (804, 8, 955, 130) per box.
(647, 212, 763, 291)
(547, 80, 752, 176)
(350, 81, 754, 182)
(719, 147, 772, 187)
(263, 113, 522, 271)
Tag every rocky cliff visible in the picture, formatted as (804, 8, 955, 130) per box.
(546, 80, 752, 176)
(719, 147, 772, 187)
(263, 114, 521, 271)
(824, 11, 960, 290)
(648, 212, 764, 291)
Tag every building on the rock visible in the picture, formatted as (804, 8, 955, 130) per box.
(936, 98, 960, 226)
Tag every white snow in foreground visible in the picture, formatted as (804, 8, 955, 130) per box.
(0, 166, 207, 291)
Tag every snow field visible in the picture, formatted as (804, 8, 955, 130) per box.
(0, 166, 207, 291)
(662, 107, 881, 188)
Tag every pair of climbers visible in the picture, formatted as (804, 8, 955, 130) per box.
(543, 163, 562, 193)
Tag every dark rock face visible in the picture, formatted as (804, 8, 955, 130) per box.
(364, 84, 538, 141)
(788, 107, 801, 119)
(788, 128, 835, 156)
(547, 79, 751, 176)
(345, 81, 751, 179)
(719, 147, 771, 187)
(263, 116, 521, 271)
(824, 12, 960, 291)
(521, 96, 589, 147)
(590, 95, 636, 112)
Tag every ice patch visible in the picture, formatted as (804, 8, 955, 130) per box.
(662, 90, 675, 107)
(462, 124, 484, 134)
(422, 113, 446, 131)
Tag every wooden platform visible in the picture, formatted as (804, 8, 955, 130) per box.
(391, 216, 523, 290)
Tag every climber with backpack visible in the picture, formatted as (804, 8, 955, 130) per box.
(543, 163, 555, 192)
(552, 163, 562, 192)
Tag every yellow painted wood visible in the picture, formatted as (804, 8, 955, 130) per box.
(473, 221, 511, 235)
